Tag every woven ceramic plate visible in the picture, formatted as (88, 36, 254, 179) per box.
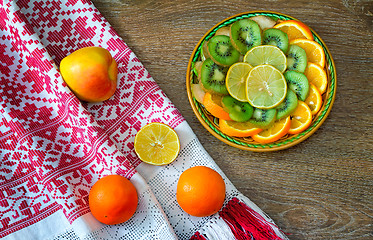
(186, 11, 337, 152)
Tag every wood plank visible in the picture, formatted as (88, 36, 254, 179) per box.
(92, 1, 373, 239)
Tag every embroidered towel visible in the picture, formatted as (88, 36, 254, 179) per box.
(0, 0, 287, 239)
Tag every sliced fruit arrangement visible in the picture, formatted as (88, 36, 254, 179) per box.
(191, 16, 328, 144)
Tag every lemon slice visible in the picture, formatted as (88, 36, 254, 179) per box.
(246, 64, 287, 109)
(134, 122, 180, 165)
(243, 45, 287, 73)
(226, 62, 253, 102)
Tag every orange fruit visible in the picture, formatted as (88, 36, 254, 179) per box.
(273, 20, 314, 41)
(304, 62, 328, 94)
(203, 92, 231, 120)
(219, 119, 262, 137)
(290, 39, 326, 68)
(89, 175, 138, 225)
(305, 83, 323, 115)
(134, 122, 180, 165)
(252, 116, 291, 143)
(288, 101, 313, 134)
(177, 166, 225, 217)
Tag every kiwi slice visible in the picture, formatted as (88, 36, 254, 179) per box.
(207, 35, 240, 67)
(284, 71, 310, 101)
(230, 19, 262, 55)
(221, 95, 253, 122)
(200, 58, 229, 95)
(286, 45, 307, 73)
(262, 28, 289, 53)
(248, 108, 277, 129)
(275, 89, 298, 120)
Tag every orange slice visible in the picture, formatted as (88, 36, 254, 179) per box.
(219, 119, 262, 137)
(252, 116, 291, 144)
(134, 122, 180, 165)
(288, 101, 313, 134)
(290, 39, 325, 68)
(273, 20, 314, 41)
(304, 62, 328, 94)
(305, 83, 323, 115)
(203, 92, 231, 120)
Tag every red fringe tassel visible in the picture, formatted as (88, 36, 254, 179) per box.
(190, 231, 207, 240)
(219, 197, 283, 240)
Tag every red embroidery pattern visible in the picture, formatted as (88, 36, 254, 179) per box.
(0, 0, 184, 237)
(0, 114, 61, 236)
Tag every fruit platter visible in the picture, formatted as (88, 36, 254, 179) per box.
(186, 11, 337, 151)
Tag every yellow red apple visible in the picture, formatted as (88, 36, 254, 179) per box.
(60, 46, 118, 102)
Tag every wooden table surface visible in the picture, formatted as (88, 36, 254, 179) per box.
(91, 0, 372, 239)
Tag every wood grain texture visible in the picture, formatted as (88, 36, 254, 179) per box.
(91, 0, 373, 239)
